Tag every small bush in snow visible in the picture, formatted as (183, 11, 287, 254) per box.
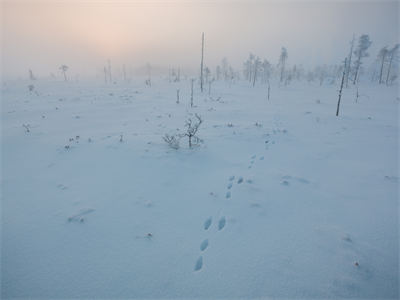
(183, 114, 203, 148)
(22, 124, 30, 132)
(163, 134, 180, 149)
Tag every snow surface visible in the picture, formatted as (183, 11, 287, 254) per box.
(1, 78, 399, 299)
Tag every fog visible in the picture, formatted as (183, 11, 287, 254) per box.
(2, 0, 399, 79)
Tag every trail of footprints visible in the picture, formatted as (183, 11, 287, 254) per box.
(195, 155, 261, 271)
(194, 127, 299, 272)
(194, 216, 226, 271)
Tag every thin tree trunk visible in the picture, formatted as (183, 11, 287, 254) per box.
(386, 53, 394, 85)
(253, 61, 258, 87)
(176, 89, 180, 104)
(345, 34, 355, 88)
(63, 71, 67, 81)
(379, 53, 386, 84)
(104, 67, 108, 84)
(280, 62, 285, 83)
(353, 55, 361, 85)
(336, 58, 347, 116)
(190, 79, 194, 107)
(267, 81, 270, 100)
(200, 32, 204, 93)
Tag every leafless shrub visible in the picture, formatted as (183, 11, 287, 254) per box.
(183, 114, 203, 148)
(163, 134, 180, 150)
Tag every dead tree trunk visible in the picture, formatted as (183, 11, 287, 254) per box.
(104, 67, 108, 84)
(190, 79, 194, 107)
(379, 52, 387, 84)
(200, 32, 204, 93)
(336, 58, 347, 117)
(176, 89, 180, 104)
(267, 80, 270, 100)
(353, 55, 361, 85)
(253, 60, 258, 87)
(386, 52, 395, 85)
(345, 35, 355, 88)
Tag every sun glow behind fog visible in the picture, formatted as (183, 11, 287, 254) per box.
(2, 0, 398, 78)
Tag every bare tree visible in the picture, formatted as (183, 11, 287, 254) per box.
(352, 34, 372, 84)
(336, 58, 347, 116)
(278, 47, 288, 83)
(253, 56, 260, 87)
(163, 134, 180, 150)
(59, 65, 69, 81)
(377, 46, 389, 84)
(183, 114, 203, 148)
(386, 44, 399, 85)
(103, 66, 108, 84)
(261, 59, 272, 84)
(200, 32, 205, 92)
(190, 79, 194, 107)
(345, 34, 355, 88)
(29, 69, 36, 80)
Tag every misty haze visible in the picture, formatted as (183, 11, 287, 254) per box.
(1, 0, 399, 299)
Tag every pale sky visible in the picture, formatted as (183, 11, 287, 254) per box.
(1, 0, 399, 79)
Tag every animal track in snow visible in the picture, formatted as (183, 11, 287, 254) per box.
(229, 176, 235, 181)
(237, 177, 243, 184)
(200, 239, 209, 251)
(226, 191, 231, 199)
(282, 175, 310, 184)
(67, 208, 95, 223)
(204, 217, 212, 230)
(218, 216, 226, 231)
(57, 184, 68, 190)
(227, 183, 233, 189)
(194, 256, 203, 271)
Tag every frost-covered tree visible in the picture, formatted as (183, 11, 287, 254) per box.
(200, 32, 205, 92)
(59, 65, 69, 81)
(352, 34, 372, 84)
(377, 46, 389, 84)
(336, 58, 347, 116)
(252, 56, 261, 87)
(184, 114, 203, 148)
(221, 57, 229, 81)
(386, 44, 399, 85)
(103, 66, 108, 83)
(216, 65, 221, 80)
(29, 69, 36, 80)
(345, 34, 355, 88)
(278, 47, 288, 83)
(204, 66, 211, 84)
(261, 59, 272, 84)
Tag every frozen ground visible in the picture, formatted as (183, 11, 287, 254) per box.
(1, 78, 399, 299)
